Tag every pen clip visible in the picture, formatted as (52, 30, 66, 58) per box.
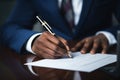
(43, 21, 52, 30)
(36, 16, 55, 35)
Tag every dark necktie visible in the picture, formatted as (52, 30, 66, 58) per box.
(61, 0, 74, 28)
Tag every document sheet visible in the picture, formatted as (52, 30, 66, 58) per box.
(25, 52, 117, 72)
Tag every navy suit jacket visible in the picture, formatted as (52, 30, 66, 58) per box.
(1, 0, 120, 53)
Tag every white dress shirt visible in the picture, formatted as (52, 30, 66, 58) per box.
(26, 0, 117, 78)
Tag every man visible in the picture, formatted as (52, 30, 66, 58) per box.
(0, 0, 120, 79)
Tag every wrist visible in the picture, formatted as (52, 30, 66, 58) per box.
(26, 33, 42, 54)
(96, 31, 117, 45)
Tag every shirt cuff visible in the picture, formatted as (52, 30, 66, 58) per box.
(26, 33, 42, 54)
(96, 31, 117, 45)
(26, 56, 38, 76)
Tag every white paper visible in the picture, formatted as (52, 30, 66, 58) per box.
(25, 52, 117, 72)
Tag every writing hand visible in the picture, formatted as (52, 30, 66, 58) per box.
(71, 34, 109, 54)
(32, 31, 68, 59)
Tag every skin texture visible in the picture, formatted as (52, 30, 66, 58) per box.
(32, 31, 109, 59)
(71, 34, 109, 54)
(32, 31, 69, 59)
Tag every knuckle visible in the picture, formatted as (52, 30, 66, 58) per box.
(92, 46, 97, 50)
(82, 46, 87, 51)
(50, 50, 56, 55)
(52, 45, 58, 51)
(94, 38, 100, 43)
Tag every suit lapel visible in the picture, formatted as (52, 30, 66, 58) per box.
(77, 0, 94, 27)
(47, 0, 66, 24)
(51, 0, 94, 28)
(51, 0, 72, 30)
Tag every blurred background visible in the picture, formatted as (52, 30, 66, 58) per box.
(0, 0, 15, 26)
(0, 0, 44, 32)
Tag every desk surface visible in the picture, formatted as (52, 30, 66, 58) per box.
(0, 47, 39, 80)
(0, 46, 119, 80)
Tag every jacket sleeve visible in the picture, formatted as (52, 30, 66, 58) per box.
(105, 0, 120, 39)
(1, 0, 38, 54)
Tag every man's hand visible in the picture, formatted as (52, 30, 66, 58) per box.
(32, 31, 68, 59)
(71, 34, 109, 54)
